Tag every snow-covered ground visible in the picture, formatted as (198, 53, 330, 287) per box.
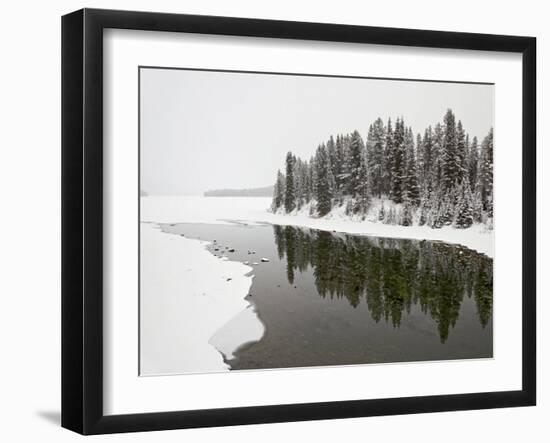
(142, 196, 494, 258)
(140, 222, 264, 375)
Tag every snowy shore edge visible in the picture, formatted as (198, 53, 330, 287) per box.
(139, 222, 264, 375)
(141, 196, 494, 258)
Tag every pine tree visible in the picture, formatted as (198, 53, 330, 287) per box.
(421, 126, 434, 193)
(309, 155, 317, 203)
(390, 118, 405, 203)
(315, 144, 333, 216)
(454, 178, 474, 229)
(385, 207, 396, 225)
(440, 189, 455, 226)
(334, 134, 346, 201)
(456, 120, 467, 184)
(402, 127, 420, 206)
(400, 204, 413, 226)
(327, 135, 339, 192)
(302, 160, 312, 203)
(416, 132, 424, 189)
(294, 157, 304, 209)
(347, 130, 369, 213)
(383, 118, 394, 197)
(341, 133, 353, 196)
(272, 169, 285, 211)
(427, 188, 443, 228)
(479, 128, 494, 218)
(366, 123, 375, 190)
(472, 188, 483, 223)
(284, 151, 296, 213)
(431, 123, 444, 192)
(468, 136, 479, 192)
(378, 203, 386, 221)
(367, 117, 385, 198)
(442, 109, 459, 190)
(295, 158, 312, 209)
(418, 185, 431, 226)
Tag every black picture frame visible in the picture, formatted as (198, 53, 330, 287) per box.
(62, 8, 536, 435)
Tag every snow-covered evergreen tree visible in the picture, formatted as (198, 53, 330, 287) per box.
(431, 123, 444, 193)
(418, 185, 431, 226)
(334, 134, 346, 201)
(294, 157, 304, 209)
(383, 118, 394, 197)
(309, 155, 317, 202)
(385, 207, 396, 225)
(378, 203, 386, 221)
(294, 158, 312, 209)
(400, 203, 413, 226)
(454, 178, 474, 229)
(420, 126, 434, 193)
(416, 132, 424, 190)
(402, 127, 420, 207)
(367, 117, 386, 198)
(479, 128, 494, 218)
(442, 109, 459, 191)
(327, 135, 339, 196)
(347, 130, 369, 213)
(472, 188, 483, 224)
(272, 169, 285, 211)
(468, 136, 479, 192)
(284, 151, 296, 213)
(456, 120, 467, 185)
(315, 144, 334, 216)
(390, 118, 405, 203)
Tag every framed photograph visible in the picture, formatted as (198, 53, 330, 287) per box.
(62, 8, 536, 434)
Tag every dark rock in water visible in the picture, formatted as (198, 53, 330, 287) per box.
(214, 248, 219, 251)
(228, 248, 235, 253)
(226, 278, 232, 281)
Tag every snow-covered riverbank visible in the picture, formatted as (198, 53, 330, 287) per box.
(140, 223, 264, 375)
(141, 196, 494, 258)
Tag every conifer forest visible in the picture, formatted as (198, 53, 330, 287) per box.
(271, 109, 493, 230)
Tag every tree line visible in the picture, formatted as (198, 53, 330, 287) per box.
(271, 109, 493, 229)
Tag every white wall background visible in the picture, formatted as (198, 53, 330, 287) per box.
(0, 0, 546, 441)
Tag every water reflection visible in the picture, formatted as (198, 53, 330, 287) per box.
(273, 225, 493, 343)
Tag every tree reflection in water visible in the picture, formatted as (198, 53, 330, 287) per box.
(273, 225, 492, 343)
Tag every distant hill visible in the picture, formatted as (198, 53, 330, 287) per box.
(204, 185, 274, 197)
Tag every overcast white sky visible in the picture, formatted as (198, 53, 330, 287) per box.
(140, 68, 494, 196)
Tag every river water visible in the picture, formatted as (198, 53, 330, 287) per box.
(162, 222, 493, 370)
